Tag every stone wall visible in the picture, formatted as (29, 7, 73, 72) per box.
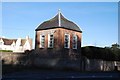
(1, 52, 81, 71)
(1, 52, 120, 71)
(1, 52, 25, 65)
(84, 58, 116, 71)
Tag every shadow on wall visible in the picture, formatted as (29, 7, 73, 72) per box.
(2, 47, 119, 74)
(2, 49, 81, 74)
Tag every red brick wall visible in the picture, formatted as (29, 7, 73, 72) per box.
(35, 28, 82, 59)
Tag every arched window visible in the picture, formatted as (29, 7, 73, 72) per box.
(40, 34, 45, 48)
(73, 35, 77, 49)
(64, 34, 70, 48)
(48, 34, 54, 48)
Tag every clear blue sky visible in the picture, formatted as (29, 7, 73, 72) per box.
(2, 2, 118, 48)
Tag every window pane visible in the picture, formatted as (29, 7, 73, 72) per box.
(64, 34, 70, 48)
(73, 35, 77, 49)
(48, 34, 54, 48)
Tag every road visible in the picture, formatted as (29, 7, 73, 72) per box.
(2, 70, 120, 80)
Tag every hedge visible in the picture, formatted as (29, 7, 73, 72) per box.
(0, 50, 13, 52)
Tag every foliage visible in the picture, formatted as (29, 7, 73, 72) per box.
(111, 43, 120, 49)
(0, 50, 13, 52)
(111, 43, 120, 60)
(81, 43, 120, 61)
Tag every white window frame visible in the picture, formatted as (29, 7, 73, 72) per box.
(48, 34, 54, 48)
(64, 34, 70, 48)
(0, 42, 3, 45)
(72, 35, 77, 49)
(0, 39, 4, 45)
(40, 34, 45, 48)
(0, 40, 4, 50)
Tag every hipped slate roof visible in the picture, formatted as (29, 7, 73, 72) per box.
(0, 38, 17, 45)
(0, 37, 32, 47)
(35, 11, 82, 32)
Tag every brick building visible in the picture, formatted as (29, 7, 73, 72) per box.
(35, 10, 82, 60)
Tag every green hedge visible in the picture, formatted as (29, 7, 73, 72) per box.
(81, 46, 120, 61)
(0, 50, 13, 52)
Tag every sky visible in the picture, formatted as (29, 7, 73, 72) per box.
(1, 0, 120, 2)
(1, 2, 118, 48)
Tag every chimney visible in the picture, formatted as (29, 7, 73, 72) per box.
(26, 36, 29, 40)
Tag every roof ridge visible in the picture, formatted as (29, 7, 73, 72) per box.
(58, 9, 61, 27)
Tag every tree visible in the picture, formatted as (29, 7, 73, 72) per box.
(82, 45, 120, 61)
(111, 43, 120, 60)
(111, 43, 120, 49)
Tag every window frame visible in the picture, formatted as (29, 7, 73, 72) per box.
(64, 34, 70, 48)
(0, 42, 3, 45)
(72, 35, 77, 49)
(48, 34, 54, 48)
(40, 34, 45, 48)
